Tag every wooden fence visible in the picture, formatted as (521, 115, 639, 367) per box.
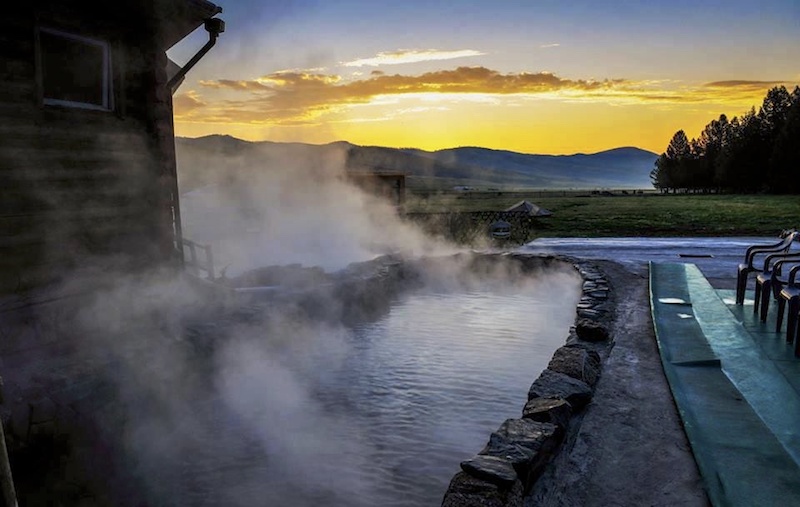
(404, 211, 537, 245)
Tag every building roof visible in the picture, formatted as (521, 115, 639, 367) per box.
(160, 0, 222, 49)
(504, 200, 553, 217)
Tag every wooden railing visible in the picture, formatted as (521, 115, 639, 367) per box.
(404, 211, 536, 244)
(179, 238, 215, 280)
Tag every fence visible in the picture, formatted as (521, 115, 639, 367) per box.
(404, 211, 537, 245)
(178, 238, 215, 280)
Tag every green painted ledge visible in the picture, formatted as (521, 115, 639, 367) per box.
(650, 262, 800, 506)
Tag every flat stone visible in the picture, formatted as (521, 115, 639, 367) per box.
(547, 346, 602, 387)
(460, 455, 518, 487)
(481, 419, 560, 464)
(442, 472, 523, 507)
(522, 397, 573, 429)
(575, 318, 611, 342)
(492, 418, 559, 445)
(528, 369, 593, 409)
(481, 438, 537, 467)
(588, 290, 609, 300)
(577, 308, 600, 318)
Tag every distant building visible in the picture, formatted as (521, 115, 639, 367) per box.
(347, 168, 407, 212)
(0, 0, 224, 299)
(504, 200, 553, 217)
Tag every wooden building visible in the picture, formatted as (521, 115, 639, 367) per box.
(346, 169, 407, 212)
(0, 0, 223, 298)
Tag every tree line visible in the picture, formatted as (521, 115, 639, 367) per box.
(650, 86, 800, 194)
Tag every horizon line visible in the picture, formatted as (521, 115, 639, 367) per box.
(176, 133, 659, 158)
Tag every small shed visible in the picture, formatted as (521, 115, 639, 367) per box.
(0, 0, 223, 298)
(504, 200, 553, 217)
(346, 168, 407, 212)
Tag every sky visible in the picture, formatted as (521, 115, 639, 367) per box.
(168, 0, 800, 155)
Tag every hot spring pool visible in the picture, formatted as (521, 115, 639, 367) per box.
(325, 278, 582, 506)
(136, 264, 582, 507)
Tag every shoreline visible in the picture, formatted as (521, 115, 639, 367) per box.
(527, 259, 708, 506)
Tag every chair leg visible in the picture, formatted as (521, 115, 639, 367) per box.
(794, 311, 800, 358)
(760, 279, 772, 322)
(736, 269, 748, 305)
(776, 297, 787, 333)
(754, 279, 762, 314)
(787, 298, 800, 345)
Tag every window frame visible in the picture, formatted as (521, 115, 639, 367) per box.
(37, 26, 114, 112)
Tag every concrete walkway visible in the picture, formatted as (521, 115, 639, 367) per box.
(651, 262, 800, 506)
(521, 237, 800, 506)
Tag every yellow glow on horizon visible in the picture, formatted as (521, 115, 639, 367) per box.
(176, 101, 732, 155)
(173, 77, 787, 155)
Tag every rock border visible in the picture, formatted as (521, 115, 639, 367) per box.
(442, 253, 614, 507)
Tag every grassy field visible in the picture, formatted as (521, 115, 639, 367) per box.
(405, 191, 800, 238)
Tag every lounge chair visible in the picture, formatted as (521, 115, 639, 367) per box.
(775, 264, 800, 355)
(735, 230, 798, 305)
(754, 253, 800, 322)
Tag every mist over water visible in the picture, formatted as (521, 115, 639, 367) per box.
(177, 141, 452, 275)
(30, 142, 582, 505)
(85, 265, 580, 506)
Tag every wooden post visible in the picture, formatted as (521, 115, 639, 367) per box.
(188, 242, 199, 276)
(204, 245, 214, 280)
(0, 419, 18, 507)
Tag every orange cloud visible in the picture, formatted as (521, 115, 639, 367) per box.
(173, 66, 798, 126)
(172, 90, 206, 113)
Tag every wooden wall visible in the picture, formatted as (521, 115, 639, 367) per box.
(0, 5, 182, 296)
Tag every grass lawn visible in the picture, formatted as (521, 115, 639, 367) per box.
(405, 191, 800, 238)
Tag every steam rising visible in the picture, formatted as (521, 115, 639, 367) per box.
(52, 252, 581, 506)
(177, 139, 452, 275)
(13, 139, 581, 506)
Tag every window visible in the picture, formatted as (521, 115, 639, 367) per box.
(38, 27, 113, 111)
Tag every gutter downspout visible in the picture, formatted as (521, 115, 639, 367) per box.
(168, 17, 225, 92)
(167, 17, 224, 272)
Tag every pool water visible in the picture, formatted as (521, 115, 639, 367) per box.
(134, 267, 581, 507)
(311, 269, 581, 506)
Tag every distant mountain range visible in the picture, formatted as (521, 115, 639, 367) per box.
(175, 135, 658, 192)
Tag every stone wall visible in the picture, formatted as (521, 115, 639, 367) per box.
(441, 256, 614, 506)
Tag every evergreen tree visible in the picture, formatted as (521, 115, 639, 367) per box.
(697, 114, 728, 190)
(759, 86, 793, 190)
(651, 154, 670, 190)
(769, 86, 800, 193)
(717, 109, 764, 192)
(658, 85, 800, 194)
(653, 130, 692, 191)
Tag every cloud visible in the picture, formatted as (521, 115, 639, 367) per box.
(539, 43, 560, 48)
(175, 66, 798, 126)
(341, 49, 485, 67)
(703, 80, 790, 89)
(186, 67, 630, 124)
(172, 90, 206, 114)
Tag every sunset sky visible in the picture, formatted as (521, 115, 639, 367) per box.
(168, 0, 799, 155)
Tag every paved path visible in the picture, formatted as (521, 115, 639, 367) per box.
(526, 259, 709, 506)
(520, 237, 800, 506)
(521, 236, 784, 289)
